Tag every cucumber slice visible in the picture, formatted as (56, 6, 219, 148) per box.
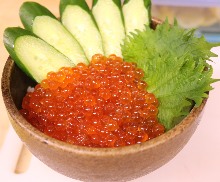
(123, 0, 151, 34)
(20, 2, 88, 65)
(32, 16, 88, 65)
(19, 1, 56, 31)
(3, 27, 74, 83)
(60, 0, 104, 60)
(92, 0, 125, 57)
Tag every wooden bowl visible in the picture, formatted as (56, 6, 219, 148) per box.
(1, 18, 207, 182)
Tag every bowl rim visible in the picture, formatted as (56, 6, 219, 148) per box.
(1, 56, 207, 157)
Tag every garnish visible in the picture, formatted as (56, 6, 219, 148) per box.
(122, 19, 220, 130)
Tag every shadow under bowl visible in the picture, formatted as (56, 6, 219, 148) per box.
(1, 18, 207, 182)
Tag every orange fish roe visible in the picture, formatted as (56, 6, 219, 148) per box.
(20, 54, 165, 147)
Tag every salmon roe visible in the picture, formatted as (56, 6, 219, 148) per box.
(20, 54, 165, 147)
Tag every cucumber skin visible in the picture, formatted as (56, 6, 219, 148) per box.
(3, 27, 36, 79)
(60, 0, 99, 29)
(19, 2, 56, 31)
(124, 0, 151, 8)
(123, 0, 151, 25)
(92, 0, 121, 8)
(60, 0, 89, 15)
(33, 16, 89, 65)
(20, 2, 89, 64)
(92, 0, 125, 56)
(92, 0, 125, 28)
(60, 0, 104, 58)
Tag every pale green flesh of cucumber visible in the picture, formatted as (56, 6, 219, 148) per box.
(14, 35, 74, 83)
(32, 16, 88, 65)
(123, 0, 149, 34)
(92, 0, 125, 57)
(62, 5, 104, 60)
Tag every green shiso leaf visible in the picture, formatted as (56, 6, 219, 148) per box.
(121, 19, 220, 130)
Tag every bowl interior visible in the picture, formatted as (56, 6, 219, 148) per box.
(9, 62, 36, 109)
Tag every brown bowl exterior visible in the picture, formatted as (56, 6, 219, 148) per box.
(1, 18, 207, 182)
